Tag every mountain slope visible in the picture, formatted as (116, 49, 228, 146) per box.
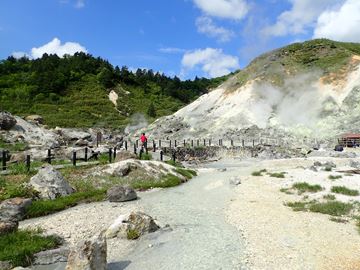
(0, 53, 227, 128)
(144, 39, 360, 140)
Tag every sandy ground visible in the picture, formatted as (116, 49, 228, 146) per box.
(227, 157, 360, 270)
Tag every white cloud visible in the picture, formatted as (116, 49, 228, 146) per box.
(181, 48, 239, 78)
(12, 52, 31, 59)
(158, 47, 187, 54)
(313, 0, 360, 42)
(262, 0, 340, 37)
(75, 0, 85, 8)
(196, 16, 235, 42)
(12, 38, 87, 59)
(193, 0, 249, 20)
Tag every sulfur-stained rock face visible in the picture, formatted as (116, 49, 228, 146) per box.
(29, 165, 74, 200)
(0, 111, 16, 130)
(65, 231, 107, 270)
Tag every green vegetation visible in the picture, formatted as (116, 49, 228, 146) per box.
(0, 53, 225, 128)
(227, 39, 360, 92)
(324, 167, 332, 172)
(328, 175, 342, 180)
(175, 168, 197, 179)
(323, 194, 336, 200)
(329, 217, 348, 223)
(165, 159, 183, 167)
(280, 188, 293, 195)
(25, 189, 106, 218)
(127, 229, 140, 240)
(292, 182, 323, 194)
(130, 174, 182, 190)
(0, 176, 38, 201)
(268, 172, 286, 178)
(251, 169, 267, 176)
(286, 200, 353, 216)
(0, 229, 61, 267)
(309, 201, 353, 216)
(139, 152, 152, 160)
(285, 201, 307, 212)
(331, 186, 359, 196)
(0, 136, 27, 152)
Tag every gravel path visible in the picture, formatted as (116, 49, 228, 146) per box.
(226, 158, 360, 270)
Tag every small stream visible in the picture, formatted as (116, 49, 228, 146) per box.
(108, 159, 251, 270)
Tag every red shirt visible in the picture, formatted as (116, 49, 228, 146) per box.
(140, 135, 147, 143)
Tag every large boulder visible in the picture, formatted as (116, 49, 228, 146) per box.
(33, 247, 70, 265)
(107, 185, 137, 202)
(106, 212, 160, 239)
(0, 197, 32, 222)
(0, 112, 16, 130)
(30, 166, 74, 200)
(25, 115, 44, 125)
(65, 231, 107, 270)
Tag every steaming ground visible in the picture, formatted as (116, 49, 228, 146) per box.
(143, 61, 360, 140)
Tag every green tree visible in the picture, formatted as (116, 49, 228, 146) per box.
(147, 102, 156, 117)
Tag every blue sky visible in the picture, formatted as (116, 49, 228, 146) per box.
(1, 0, 359, 79)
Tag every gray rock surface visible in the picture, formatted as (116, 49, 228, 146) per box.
(0, 112, 16, 130)
(30, 166, 74, 200)
(65, 231, 107, 270)
(107, 185, 137, 202)
(33, 247, 70, 265)
(106, 212, 160, 239)
(349, 160, 360, 168)
(0, 197, 32, 222)
(229, 176, 241, 185)
(0, 261, 12, 270)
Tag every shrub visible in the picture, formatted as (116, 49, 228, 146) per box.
(331, 186, 359, 196)
(268, 172, 286, 178)
(292, 182, 323, 194)
(309, 201, 353, 216)
(328, 175, 342, 180)
(127, 229, 140, 240)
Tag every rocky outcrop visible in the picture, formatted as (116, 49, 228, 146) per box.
(0, 261, 13, 270)
(0, 197, 31, 235)
(65, 231, 107, 270)
(30, 166, 74, 200)
(107, 185, 137, 202)
(56, 128, 91, 142)
(0, 197, 32, 222)
(33, 247, 70, 265)
(106, 212, 160, 239)
(25, 115, 44, 125)
(0, 112, 16, 130)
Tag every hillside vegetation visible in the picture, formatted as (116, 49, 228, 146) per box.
(0, 53, 227, 128)
(226, 39, 360, 91)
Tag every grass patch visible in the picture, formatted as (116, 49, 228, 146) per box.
(251, 169, 267, 176)
(175, 168, 197, 179)
(0, 136, 28, 152)
(323, 194, 336, 200)
(309, 201, 353, 216)
(328, 175, 342, 180)
(324, 166, 332, 172)
(0, 229, 61, 267)
(280, 188, 293, 195)
(0, 177, 38, 201)
(139, 153, 152, 160)
(285, 201, 307, 212)
(165, 159, 183, 167)
(292, 182, 323, 194)
(331, 186, 359, 196)
(268, 172, 286, 178)
(127, 229, 140, 240)
(130, 174, 182, 190)
(25, 189, 106, 218)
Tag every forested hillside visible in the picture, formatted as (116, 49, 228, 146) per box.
(0, 53, 228, 128)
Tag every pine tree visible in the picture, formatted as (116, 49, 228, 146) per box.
(147, 102, 156, 117)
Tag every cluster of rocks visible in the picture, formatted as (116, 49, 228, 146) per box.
(309, 161, 337, 172)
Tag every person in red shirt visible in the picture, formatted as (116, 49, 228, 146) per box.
(140, 133, 148, 149)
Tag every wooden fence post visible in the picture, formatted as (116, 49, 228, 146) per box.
(191, 140, 194, 147)
(160, 150, 163, 161)
(2, 150, 6, 171)
(109, 148, 112, 163)
(72, 151, 76, 167)
(47, 149, 51, 164)
(84, 147, 88, 162)
(172, 152, 176, 163)
(26, 155, 31, 172)
(169, 140, 172, 148)
(175, 140, 177, 148)
(203, 139, 206, 146)
(125, 141, 128, 151)
(209, 139, 211, 146)
(153, 141, 156, 152)
(134, 143, 137, 155)
(113, 147, 117, 159)
(242, 139, 245, 147)
(159, 140, 162, 148)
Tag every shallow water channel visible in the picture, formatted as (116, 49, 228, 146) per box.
(34, 159, 252, 270)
